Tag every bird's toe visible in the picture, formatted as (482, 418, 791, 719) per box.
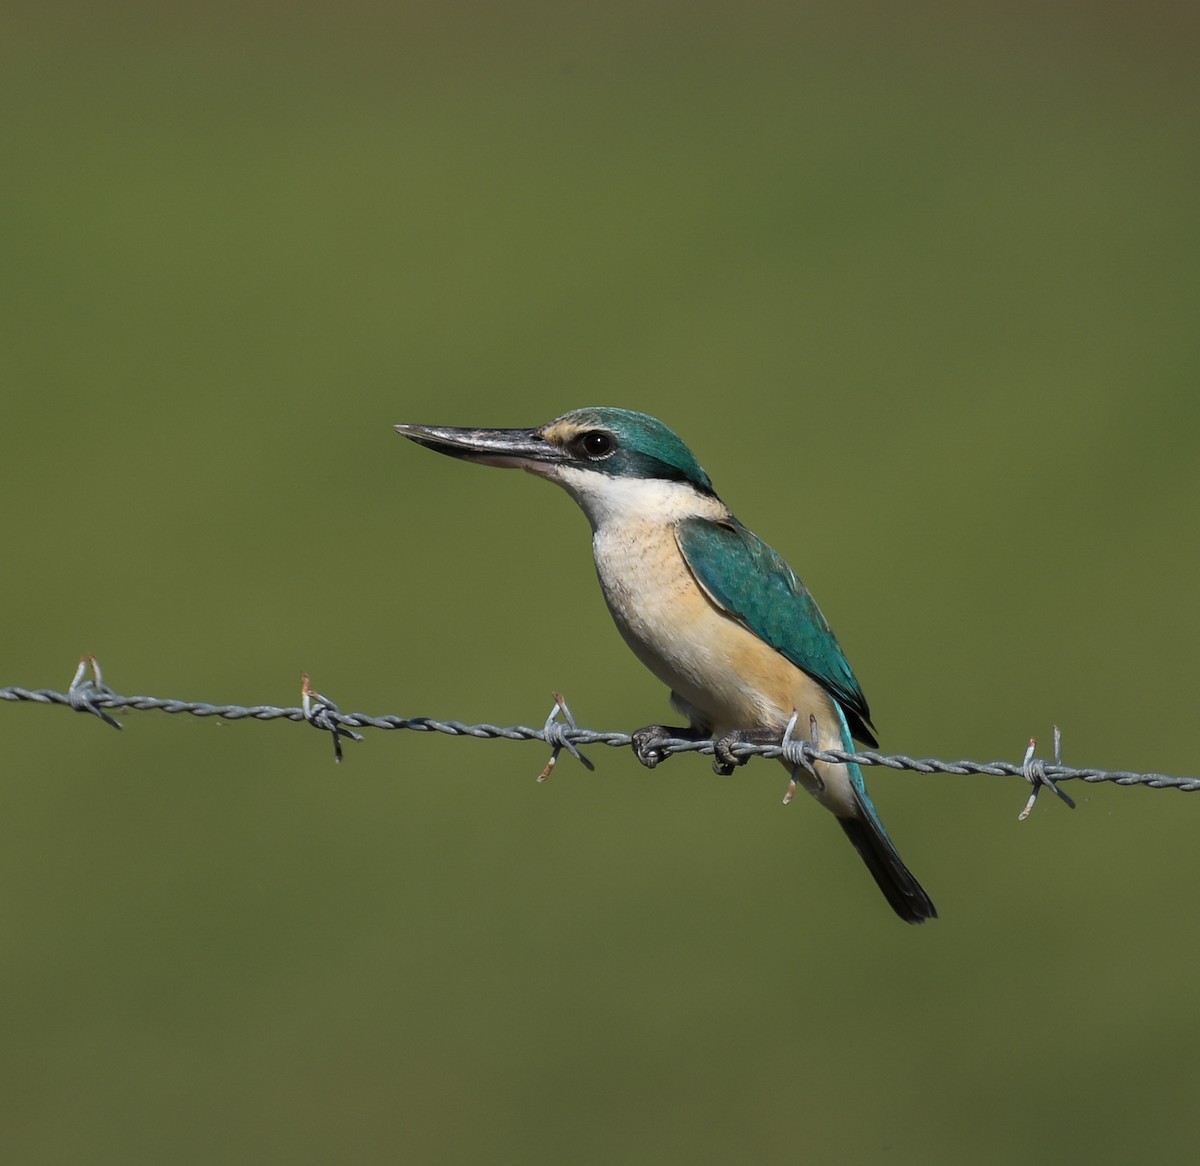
(712, 730, 750, 775)
(631, 725, 670, 769)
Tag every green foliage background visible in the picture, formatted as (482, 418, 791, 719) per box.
(3, 3, 1198, 1162)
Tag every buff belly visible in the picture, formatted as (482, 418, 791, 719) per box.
(591, 519, 858, 817)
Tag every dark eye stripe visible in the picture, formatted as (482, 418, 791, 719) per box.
(576, 449, 719, 497)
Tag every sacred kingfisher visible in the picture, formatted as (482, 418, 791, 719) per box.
(396, 407, 936, 924)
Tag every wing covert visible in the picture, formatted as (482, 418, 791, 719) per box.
(675, 516, 877, 747)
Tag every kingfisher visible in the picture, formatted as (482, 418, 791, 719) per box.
(395, 407, 936, 924)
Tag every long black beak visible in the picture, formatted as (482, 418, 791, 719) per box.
(394, 423, 568, 470)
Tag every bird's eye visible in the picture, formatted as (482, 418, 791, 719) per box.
(578, 430, 615, 459)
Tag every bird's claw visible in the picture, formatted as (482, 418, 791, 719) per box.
(712, 731, 750, 776)
(631, 725, 671, 769)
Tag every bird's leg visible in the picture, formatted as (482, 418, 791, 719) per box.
(712, 727, 782, 775)
(630, 723, 709, 769)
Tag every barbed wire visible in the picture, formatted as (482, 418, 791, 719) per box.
(2, 658, 1198, 819)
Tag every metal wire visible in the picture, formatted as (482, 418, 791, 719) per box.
(2, 659, 1198, 813)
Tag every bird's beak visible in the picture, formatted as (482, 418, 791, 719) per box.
(394, 423, 568, 471)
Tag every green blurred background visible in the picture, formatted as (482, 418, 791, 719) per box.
(3, 3, 1198, 1162)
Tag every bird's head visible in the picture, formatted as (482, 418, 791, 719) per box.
(396, 407, 719, 524)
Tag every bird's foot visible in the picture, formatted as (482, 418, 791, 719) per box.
(712, 730, 750, 775)
(631, 724, 705, 769)
(712, 727, 782, 776)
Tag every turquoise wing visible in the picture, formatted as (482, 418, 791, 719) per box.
(675, 516, 877, 747)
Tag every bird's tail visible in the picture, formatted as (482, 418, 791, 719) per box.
(829, 708, 937, 925)
(837, 802, 937, 924)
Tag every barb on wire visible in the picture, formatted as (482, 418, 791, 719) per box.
(538, 691, 595, 781)
(779, 710, 822, 805)
(66, 655, 122, 731)
(2, 658, 1199, 804)
(301, 672, 363, 763)
(1019, 726, 1077, 820)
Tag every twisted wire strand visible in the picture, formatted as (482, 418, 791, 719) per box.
(2, 666, 1197, 794)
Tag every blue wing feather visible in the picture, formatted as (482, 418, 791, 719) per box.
(675, 516, 877, 747)
(677, 517, 937, 922)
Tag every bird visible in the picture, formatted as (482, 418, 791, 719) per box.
(395, 407, 936, 924)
